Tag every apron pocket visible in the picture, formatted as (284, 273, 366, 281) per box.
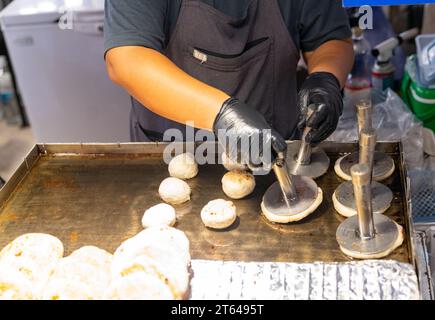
(187, 37, 271, 71)
(184, 37, 274, 122)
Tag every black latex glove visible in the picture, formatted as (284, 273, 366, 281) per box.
(297, 72, 343, 145)
(213, 98, 287, 173)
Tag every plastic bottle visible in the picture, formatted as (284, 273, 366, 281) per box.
(344, 27, 372, 112)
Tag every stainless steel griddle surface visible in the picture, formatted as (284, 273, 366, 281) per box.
(0, 143, 411, 263)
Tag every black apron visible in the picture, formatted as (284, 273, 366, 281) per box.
(130, 0, 300, 142)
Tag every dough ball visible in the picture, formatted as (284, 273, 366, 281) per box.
(111, 227, 191, 300)
(159, 177, 191, 205)
(0, 233, 64, 298)
(262, 188, 323, 224)
(69, 246, 113, 271)
(112, 255, 189, 300)
(334, 155, 396, 182)
(0, 263, 35, 300)
(42, 256, 111, 300)
(104, 272, 174, 300)
(112, 226, 191, 272)
(221, 153, 247, 172)
(221, 170, 256, 200)
(168, 153, 198, 180)
(0, 233, 64, 269)
(43, 246, 113, 300)
(201, 199, 237, 230)
(142, 203, 176, 228)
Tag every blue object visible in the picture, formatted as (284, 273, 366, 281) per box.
(416, 35, 435, 85)
(344, 0, 435, 7)
(0, 92, 12, 104)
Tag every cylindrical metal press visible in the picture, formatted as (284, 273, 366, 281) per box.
(336, 164, 402, 259)
(335, 100, 395, 182)
(356, 99, 373, 134)
(359, 129, 376, 177)
(273, 154, 297, 204)
(333, 129, 393, 217)
(286, 104, 330, 179)
(262, 152, 319, 217)
(352, 164, 375, 239)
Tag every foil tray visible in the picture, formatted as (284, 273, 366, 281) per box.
(190, 260, 420, 300)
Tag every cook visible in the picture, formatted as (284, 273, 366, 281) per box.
(104, 0, 354, 169)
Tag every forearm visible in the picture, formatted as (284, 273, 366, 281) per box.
(303, 39, 354, 88)
(106, 46, 229, 131)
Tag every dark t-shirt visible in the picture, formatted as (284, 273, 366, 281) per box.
(104, 0, 351, 54)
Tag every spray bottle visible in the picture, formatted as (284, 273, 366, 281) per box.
(371, 28, 419, 91)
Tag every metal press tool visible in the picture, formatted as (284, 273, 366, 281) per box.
(336, 164, 402, 259)
(286, 104, 330, 179)
(262, 151, 319, 217)
(333, 128, 393, 217)
(334, 100, 395, 182)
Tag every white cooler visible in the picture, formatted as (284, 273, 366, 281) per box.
(0, 0, 131, 143)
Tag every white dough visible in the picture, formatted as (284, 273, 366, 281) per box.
(334, 156, 396, 182)
(332, 191, 390, 218)
(112, 255, 189, 300)
(339, 222, 404, 259)
(201, 199, 237, 230)
(110, 227, 191, 300)
(69, 246, 113, 269)
(0, 263, 35, 300)
(112, 227, 191, 273)
(0, 233, 64, 299)
(104, 272, 174, 300)
(221, 153, 248, 172)
(42, 246, 113, 300)
(142, 203, 177, 228)
(262, 188, 324, 224)
(221, 170, 256, 200)
(168, 153, 198, 180)
(42, 257, 111, 300)
(159, 177, 191, 205)
(332, 192, 359, 218)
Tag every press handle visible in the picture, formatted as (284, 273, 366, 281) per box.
(351, 164, 375, 240)
(273, 153, 297, 203)
(359, 129, 377, 179)
(356, 100, 373, 134)
(296, 104, 321, 165)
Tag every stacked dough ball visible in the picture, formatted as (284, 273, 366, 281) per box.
(43, 246, 113, 300)
(159, 153, 198, 206)
(199, 153, 255, 230)
(107, 226, 191, 300)
(0, 227, 191, 300)
(199, 153, 256, 230)
(0, 234, 64, 299)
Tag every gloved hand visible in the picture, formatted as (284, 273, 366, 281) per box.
(213, 98, 287, 173)
(297, 72, 343, 145)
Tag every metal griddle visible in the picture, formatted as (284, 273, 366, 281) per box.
(0, 142, 413, 264)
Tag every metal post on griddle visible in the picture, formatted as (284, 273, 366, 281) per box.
(351, 164, 375, 240)
(359, 128, 377, 180)
(356, 99, 373, 134)
(273, 153, 297, 203)
(336, 160, 401, 258)
(295, 137, 312, 166)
